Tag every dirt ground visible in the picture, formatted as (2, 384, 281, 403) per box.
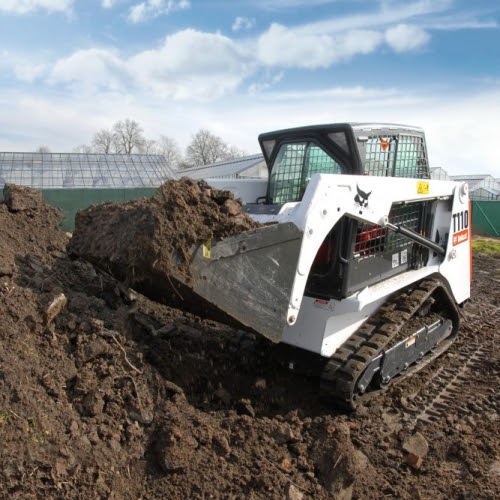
(0, 184, 498, 499)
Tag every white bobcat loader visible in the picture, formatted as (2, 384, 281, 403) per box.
(179, 123, 471, 408)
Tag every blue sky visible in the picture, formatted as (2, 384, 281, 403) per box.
(0, 0, 499, 175)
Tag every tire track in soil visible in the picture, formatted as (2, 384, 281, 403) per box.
(400, 299, 500, 428)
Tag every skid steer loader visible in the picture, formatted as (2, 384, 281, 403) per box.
(177, 123, 471, 408)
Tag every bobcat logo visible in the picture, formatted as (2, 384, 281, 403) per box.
(354, 185, 371, 208)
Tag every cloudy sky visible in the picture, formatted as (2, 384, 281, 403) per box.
(0, 0, 499, 175)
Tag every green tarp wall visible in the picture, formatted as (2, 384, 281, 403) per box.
(9, 187, 499, 238)
(472, 201, 500, 237)
(41, 188, 157, 232)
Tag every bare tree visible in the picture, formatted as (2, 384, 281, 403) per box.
(185, 129, 241, 166)
(112, 118, 146, 154)
(73, 144, 94, 154)
(91, 129, 117, 154)
(157, 135, 182, 168)
(35, 145, 51, 153)
(139, 138, 160, 154)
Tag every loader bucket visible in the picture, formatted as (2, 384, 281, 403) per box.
(174, 222, 303, 342)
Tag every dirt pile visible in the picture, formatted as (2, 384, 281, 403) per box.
(68, 177, 262, 323)
(68, 177, 259, 280)
(0, 184, 499, 499)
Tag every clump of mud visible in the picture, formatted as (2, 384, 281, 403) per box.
(68, 178, 260, 313)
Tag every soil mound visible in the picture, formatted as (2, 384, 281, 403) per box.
(1, 184, 498, 499)
(68, 177, 259, 278)
(68, 177, 261, 319)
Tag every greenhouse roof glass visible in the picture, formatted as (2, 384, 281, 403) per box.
(0, 152, 177, 189)
(179, 154, 264, 180)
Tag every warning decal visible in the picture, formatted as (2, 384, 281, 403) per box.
(452, 229, 469, 246)
(380, 138, 391, 151)
(417, 181, 429, 194)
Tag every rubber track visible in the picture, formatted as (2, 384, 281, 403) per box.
(320, 278, 459, 410)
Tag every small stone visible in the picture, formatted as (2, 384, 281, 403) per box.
(44, 293, 68, 325)
(402, 432, 429, 458)
(405, 452, 424, 470)
(337, 484, 353, 500)
(285, 482, 304, 500)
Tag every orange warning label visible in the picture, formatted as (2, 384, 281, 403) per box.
(452, 229, 469, 246)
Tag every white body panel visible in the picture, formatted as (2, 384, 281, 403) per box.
(218, 174, 471, 356)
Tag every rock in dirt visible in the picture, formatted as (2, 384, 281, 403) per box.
(402, 432, 429, 457)
(285, 482, 304, 500)
(402, 432, 429, 471)
(44, 293, 68, 325)
(405, 453, 424, 471)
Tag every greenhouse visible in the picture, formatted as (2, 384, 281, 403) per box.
(0, 152, 177, 230)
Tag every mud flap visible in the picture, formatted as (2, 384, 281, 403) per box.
(176, 222, 303, 343)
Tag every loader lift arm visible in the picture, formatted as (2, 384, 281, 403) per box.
(385, 222, 446, 256)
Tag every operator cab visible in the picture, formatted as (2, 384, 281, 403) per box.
(257, 122, 429, 206)
(250, 123, 433, 301)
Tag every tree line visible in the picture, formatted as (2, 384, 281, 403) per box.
(66, 118, 245, 169)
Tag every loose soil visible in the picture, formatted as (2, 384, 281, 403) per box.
(0, 183, 498, 499)
(67, 177, 261, 323)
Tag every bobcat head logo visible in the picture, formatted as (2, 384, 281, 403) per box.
(354, 185, 371, 208)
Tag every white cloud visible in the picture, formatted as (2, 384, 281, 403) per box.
(261, 85, 402, 101)
(130, 29, 253, 99)
(257, 23, 383, 68)
(0, 0, 72, 14)
(248, 71, 284, 95)
(14, 63, 47, 82)
(127, 0, 190, 24)
(385, 24, 430, 52)
(48, 49, 130, 91)
(254, 1, 450, 69)
(101, 0, 118, 8)
(47, 30, 253, 100)
(232, 16, 256, 32)
(0, 50, 48, 82)
(292, 0, 451, 36)
(256, 0, 341, 8)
